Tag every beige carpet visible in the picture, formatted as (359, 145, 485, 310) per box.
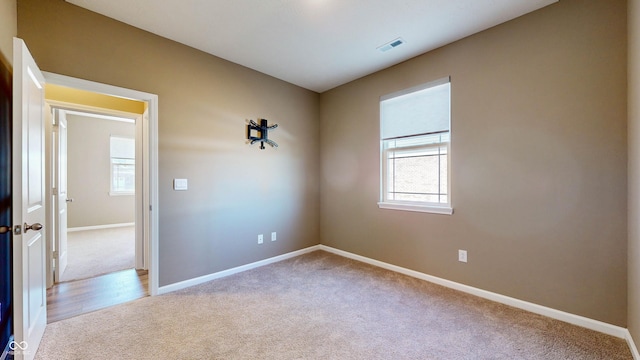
(36, 251, 632, 359)
(59, 226, 135, 282)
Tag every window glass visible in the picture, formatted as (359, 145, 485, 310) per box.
(110, 136, 135, 195)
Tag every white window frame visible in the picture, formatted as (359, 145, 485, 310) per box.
(378, 78, 453, 215)
(109, 135, 135, 196)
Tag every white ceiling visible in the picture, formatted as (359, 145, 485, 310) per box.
(66, 0, 557, 93)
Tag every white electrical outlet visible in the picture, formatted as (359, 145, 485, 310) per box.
(258, 234, 264, 244)
(458, 250, 467, 263)
(271, 232, 277, 241)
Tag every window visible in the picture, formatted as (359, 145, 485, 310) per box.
(110, 136, 135, 195)
(378, 77, 452, 214)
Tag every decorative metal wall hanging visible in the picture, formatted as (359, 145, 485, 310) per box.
(247, 118, 278, 150)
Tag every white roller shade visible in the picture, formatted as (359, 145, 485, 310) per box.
(110, 136, 135, 159)
(381, 78, 450, 140)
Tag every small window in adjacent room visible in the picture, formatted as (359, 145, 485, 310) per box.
(378, 77, 452, 215)
(110, 136, 135, 196)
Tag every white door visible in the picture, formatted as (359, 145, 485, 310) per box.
(12, 38, 47, 360)
(53, 111, 68, 282)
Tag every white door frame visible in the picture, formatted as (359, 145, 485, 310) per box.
(43, 72, 160, 296)
(51, 108, 68, 283)
(47, 107, 144, 277)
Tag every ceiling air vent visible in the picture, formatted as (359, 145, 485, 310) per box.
(377, 38, 405, 52)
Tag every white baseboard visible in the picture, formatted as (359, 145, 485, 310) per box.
(626, 330, 640, 359)
(67, 222, 135, 232)
(318, 245, 628, 340)
(158, 245, 322, 294)
(156, 243, 630, 344)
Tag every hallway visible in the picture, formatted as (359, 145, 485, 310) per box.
(47, 268, 148, 323)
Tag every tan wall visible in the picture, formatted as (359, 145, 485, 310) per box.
(17, 0, 629, 328)
(629, 0, 640, 344)
(66, 114, 135, 228)
(320, 0, 627, 326)
(0, 0, 16, 65)
(18, 0, 320, 286)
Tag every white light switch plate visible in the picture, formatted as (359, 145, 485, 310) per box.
(173, 178, 188, 191)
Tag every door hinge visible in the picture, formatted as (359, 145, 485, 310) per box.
(53, 251, 58, 259)
(149, 205, 152, 211)
(52, 187, 58, 196)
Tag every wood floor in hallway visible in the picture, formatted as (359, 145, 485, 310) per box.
(47, 268, 148, 323)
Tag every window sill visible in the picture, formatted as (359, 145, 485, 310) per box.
(377, 202, 453, 215)
(109, 191, 134, 197)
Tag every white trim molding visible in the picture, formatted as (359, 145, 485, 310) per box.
(156, 243, 632, 350)
(158, 246, 322, 294)
(626, 330, 640, 360)
(43, 71, 160, 297)
(318, 245, 628, 340)
(378, 202, 453, 215)
(67, 222, 135, 232)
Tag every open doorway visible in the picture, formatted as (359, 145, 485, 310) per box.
(41, 74, 159, 322)
(53, 109, 139, 283)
